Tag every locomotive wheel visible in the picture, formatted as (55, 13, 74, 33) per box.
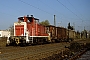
(52, 40, 55, 43)
(20, 40, 26, 47)
(23, 40, 26, 46)
(6, 43, 10, 47)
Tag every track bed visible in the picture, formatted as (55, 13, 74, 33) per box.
(0, 42, 70, 60)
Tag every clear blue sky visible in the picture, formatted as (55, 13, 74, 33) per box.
(0, 0, 90, 32)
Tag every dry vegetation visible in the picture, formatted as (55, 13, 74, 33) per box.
(0, 37, 7, 47)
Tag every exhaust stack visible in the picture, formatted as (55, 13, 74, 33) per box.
(54, 15, 56, 26)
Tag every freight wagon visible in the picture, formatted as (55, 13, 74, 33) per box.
(55, 27, 67, 42)
(45, 25, 57, 42)
(67, 29, 76, 41)
(45, 26, 68, 42)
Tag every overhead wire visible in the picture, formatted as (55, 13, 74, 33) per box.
(38, 0, 65, 19)
(67, 0, 90, 30)
(38, 0, 80, 21)
(37, 0, 73, 27)
(67, 0, 90, 31)
(67, 0, 84, 20)
(56, 0, 83, 21)
(18, 0, 53, 16)
(67, 0, 90, 21)
(2, 0, 82, 21)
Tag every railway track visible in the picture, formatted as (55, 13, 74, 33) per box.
(0, 39, 90, 60)
(77, 50, 90, 60)
(0, 42, 70, 60)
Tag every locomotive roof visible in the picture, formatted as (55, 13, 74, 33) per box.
(18, 17, 39, 20)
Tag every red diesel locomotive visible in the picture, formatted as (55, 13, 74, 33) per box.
(7, 15, 50, 46)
